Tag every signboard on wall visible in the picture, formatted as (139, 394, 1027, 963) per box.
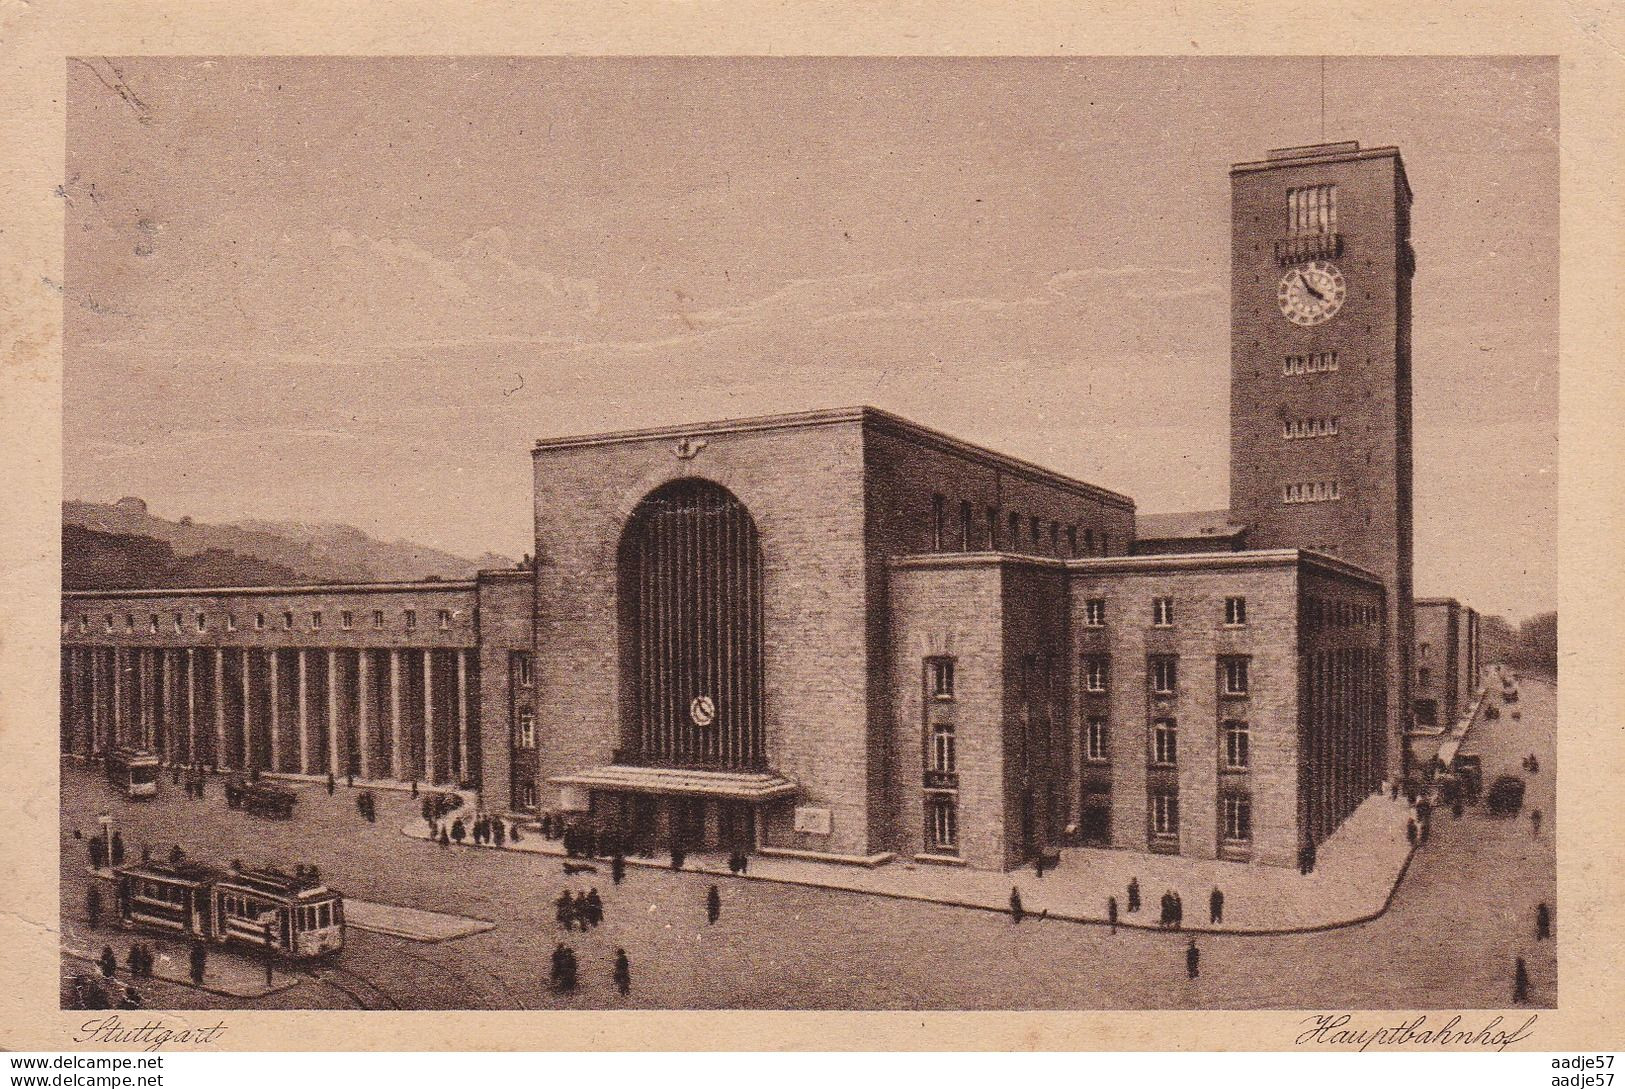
(793, 806, 832, 835)
(557, 786, 590, 812)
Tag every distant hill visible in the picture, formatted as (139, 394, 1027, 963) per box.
(63, 497, 516, 588)
(63, 525, 303, 590)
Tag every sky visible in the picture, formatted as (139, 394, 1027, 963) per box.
(63, 56, 1557, 620)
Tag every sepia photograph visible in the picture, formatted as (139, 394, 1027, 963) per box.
(48, 54, 1566, 1017)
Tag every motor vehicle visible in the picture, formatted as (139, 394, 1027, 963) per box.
(1486, 775, 1526, 815)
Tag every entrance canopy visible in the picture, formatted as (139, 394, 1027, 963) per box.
(550, 764, 797, 802)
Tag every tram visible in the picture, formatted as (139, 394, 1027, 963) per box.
(105, 748, 160, 798)
(114, 859, 345, 959)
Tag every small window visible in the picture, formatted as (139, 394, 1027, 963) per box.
(1151, 657, 1178, 695)
(311, 611, 323, 631)
(516, 709, 535, 749)
(104, 614, 114, 633)
(1099, 532, 1110, 556)
(405, 609, 417, 630)
(1224, 596, 1247, 626)
(518, 782, 538, 809)
(1085, 716, 1109, 762)
(931, 494, 946, 552)
(172, 612, 183, 633)
(1067, 525, 1078, 556)
(438, 609, 452, 630)
(1152, 597, 1175, 627)
(1049, 521, 1059, 554)
(959, 500, 974, 551)
(1082, 655, 1109, 693)
(1223, 657, 1250, 696)
(1030, 515, 1041, 548)
(1008, 512, 1022, 549)
(928, 794, 958, 851)
(1223, 720, 1250, 769)
(986, 506, 999, 550)
(80, 615, 90, 633)
(282, 611, 294, 631)
(1085, 527, 1096, 554)
(1151, 791, 1179, 837)
(1152, 718, 1178, 765)
(226, 614, 237, 632)
(373, 609, 385, 629)
(125, 613, 134, 632)
(195, 613, 206, 633)
(1084, 599, 1106, 627)
(148, 614, 159, 634)
(931, 722, 956, 774)
(927, 657, 955, 700)
(341, 610, 353, 631)
(514, 652, 534, 687)
(255, 612, 266, 631)
(1222, 794, 1253, 842)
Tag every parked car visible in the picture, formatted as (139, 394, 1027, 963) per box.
(1486, 775, 1526, 815)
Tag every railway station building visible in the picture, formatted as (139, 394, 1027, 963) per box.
(61, 140, 1424, 871)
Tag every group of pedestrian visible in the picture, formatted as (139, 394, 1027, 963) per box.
(556, 887, 604, 931)
(726, 850, 750, 875)
(180, 763, 209, 799)
(124, 942, 158, 979)
(355, 790, 377, 823)
(1521, 753, 1540, 774)
(1158, 890, 1184, 929)
(467, 814, 507, 847)
(548, 943, 633, 996)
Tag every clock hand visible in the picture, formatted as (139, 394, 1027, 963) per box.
(1298, 269, 1325, 301)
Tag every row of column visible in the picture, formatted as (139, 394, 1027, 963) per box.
(60, 645, 478, 786)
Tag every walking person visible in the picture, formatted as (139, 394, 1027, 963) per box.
(556, 889, 575, 931)
(1513, 956, 1530, 1004)
(613, 948, 632, 997)
(1172, 892, 1183, 931)
(706, 884, 722, 925)
(1107, 895, 1118, 935)
(1536, 902, 1551, 940)
(1158, 892, 1172, 929)
(586, 888, 604, 928)
(1186, 938, 1200, 979)
(1126, 877, 1140, 914)
(1530, 808, 1542, 838)
(1009, 886, 1025, 925)
(326, 772, 335, 796)
(1209, 888, 1224, 925)
(611, 852, 626, 886)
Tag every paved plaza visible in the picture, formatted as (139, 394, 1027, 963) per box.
(60, 676, 1556, 1010)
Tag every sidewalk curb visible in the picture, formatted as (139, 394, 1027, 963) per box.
(62, 950, 302, 1000)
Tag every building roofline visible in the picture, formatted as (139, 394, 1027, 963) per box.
(64, 579, 478, 600)
(1231, 142, 1411, 202)
(890, 547, 1380, 586)
(533, 405, 1135, 511)
(890, 551, 1069, 573)
(1414, 596, 1462, 607)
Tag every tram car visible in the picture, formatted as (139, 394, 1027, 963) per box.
(105, 748, 160, 798)
(224, 777, 298, 819)
(114, 859, 344, 959)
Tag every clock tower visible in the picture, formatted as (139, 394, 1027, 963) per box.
(1228, 140, 1415, 781)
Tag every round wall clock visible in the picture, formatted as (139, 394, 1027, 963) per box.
(1277, 260, 1347, 326)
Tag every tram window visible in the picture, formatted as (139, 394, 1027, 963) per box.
(319, 903, 331, 928)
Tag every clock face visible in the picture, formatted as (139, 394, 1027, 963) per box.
(1277, 260, 1347, 326)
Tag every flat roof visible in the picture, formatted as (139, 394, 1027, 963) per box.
(65, 579, 478, 600)
(532, 405, 1136, 511)
(892, 546, 1383, 586)
(1232, 140, 1411, 202)
(1135, 508, 1248, 541)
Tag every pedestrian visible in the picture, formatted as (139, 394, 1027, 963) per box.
(556, 889, 574, 931)
(1158, 892, 1172, 928)
(126, 945, 142, 977)
(1172, 892, 1183, 931)
(1530, 809, 1542, 838)
(98, 945, 117, 979)
(1107, 895, 1118, 935)
(727, 851, 741, 875)
(1406, 819, 1418, 846)
(671, 845, 686, 871)
(560, 946, 578, 992)
(87, 886, 102, 929)
(611, 852, 626, 886)
(89, 836, 106, 871)
(1034, 853, 1047, 879)
(1210, 887, 1224, 925)
(451, 817, 466, 844)
(1536, 902, 1551, 940)
(1530, 755, 1539, 774)
(492, 819, 506, 848)
(613, 948, 632, 997)
(707, 884, 722, 925)
(346, 771, 355, 788)
(1126, 877, 1140, 914)
(110, 831, 124, 866)
(738, 851, 749, 874)
(1006, 886, 1025, 925)
(438, 827, 450, 848)
(326, 772, 335, 796)
(1186, 938, 1200, 979)
(411, 779, 419, 798)
(574, 890, 591, 929)
(1420, 817, 1430, 843)
(189, 942, 206, 986)
(550, 943, 566, 989)
(1513, 956, 1529, 1004)
(586, 888, 604, 928)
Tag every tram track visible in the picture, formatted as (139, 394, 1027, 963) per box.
(306, 962, 404, 1010)
(376, 940, 532, 1010)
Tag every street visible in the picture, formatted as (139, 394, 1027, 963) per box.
(60, 675, 1556, 1010)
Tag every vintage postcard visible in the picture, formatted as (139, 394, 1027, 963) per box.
(1, 0, 1621, 1059)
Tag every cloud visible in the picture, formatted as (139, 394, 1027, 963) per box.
(1045, 264, 1219, 302)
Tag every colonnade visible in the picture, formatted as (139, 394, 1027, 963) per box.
(60, 645, 479, 786)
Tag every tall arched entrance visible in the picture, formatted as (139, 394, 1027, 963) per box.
(617, 478, 765, 772)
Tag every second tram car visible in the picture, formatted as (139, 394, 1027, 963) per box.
(105, 748, 160, 798)
(114, 860, 344, 959)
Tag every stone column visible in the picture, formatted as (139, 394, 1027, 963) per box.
(268, 648, 282, 773)
(389, 649, 402, 781)
(423, 650, 435, 783)
(214, 649, 227, 770)
(88, 649, 101, 755)
(357, 650, 372, 780)
(297, 648, 310, 775)
(186, 648, 197, 766)
(327, 649, 341, 778)
(455, 649, 469, 786)
(240, 648, 253, 771)
(111, 647, 123, 750)
(160, 649, 174, 761)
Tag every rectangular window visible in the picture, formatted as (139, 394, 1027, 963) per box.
(1067, 525, 1078, 556)
(104, 615, 114, 633)
(438, 609, 452, 630)
(1283, 480, 1342, 504)
(1084, 527, 1095, 554)
(311, 611, 323, 631)
(1151, 791, 1179, 837)
(1152, 718, 1178, 765)
(1224, 596, 1247, 626)
(226, 614, 236, 632)
(1084, 599, 1106, 627)
(927, 657, 955, 700)
(1049, 521, 1059, 554)
(1083, 655, 1109, 693)
(519, 782, 537, 809)
(148, 614, 159, 634)
(373, 609, 385, 629)
(282, 611, 294, 631)
(1029, 515, 1041, 549)
(125, 613, 134, 632)
(1009, 511, 1021, 549)
(80, 615, 90, 633)
(404, 609, 417, 630)
(195, 613, 206, 633)
(255, 612, 266, 631)
(1085, 716, 1109, 762)
(959, 500, 973, 551)
(1151, 657, 1178, 695)
(1222, 795, 1253, 842)
(514, 652, 534, 687)
(172, 612, 183, 633)
(1224, 720, 1250, 769)
(986, 507, 999, 550)
(1100, 532, 1109, 556)
(931, 494, 946, 552)
(931, 723, 956, 774)
(1152, 597, 1174, 627)
(1287, 184, 1338, 234)
(928, 794, 958, 851)
(516, 709, 535, 749)
(1223, 657, 1250, 696)
(341, 610, 353, 631)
